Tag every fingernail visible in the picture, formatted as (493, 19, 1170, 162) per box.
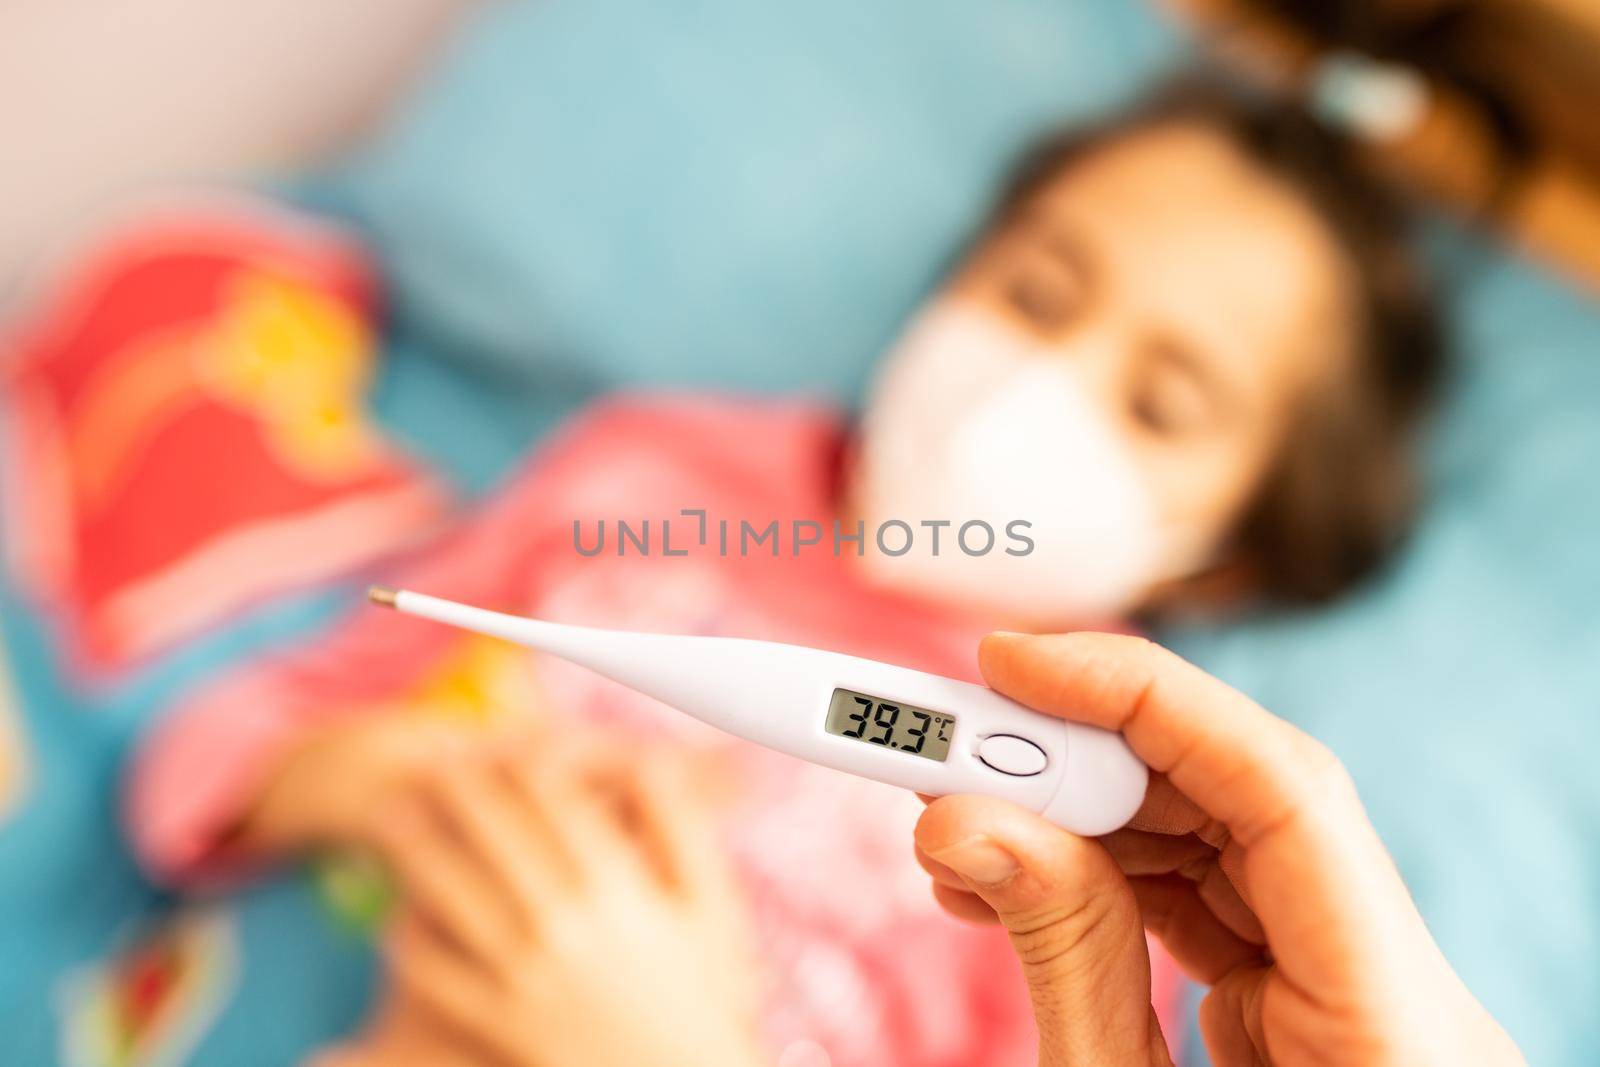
(930, 836, 1021, 887)
(987, 630, 1025, 640)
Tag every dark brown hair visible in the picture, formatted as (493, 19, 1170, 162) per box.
(992, 81, 1444, 606)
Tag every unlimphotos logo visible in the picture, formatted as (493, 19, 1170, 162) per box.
(573, 508, 1034, 558)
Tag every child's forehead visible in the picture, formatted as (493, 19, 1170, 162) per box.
(1025, 120, 1296, 216)
(1014, 125, 1351, 341)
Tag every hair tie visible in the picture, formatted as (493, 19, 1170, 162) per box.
(1308, 50, 1431, 144)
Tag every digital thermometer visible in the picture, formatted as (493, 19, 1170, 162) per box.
(369, 587, 1148, 835)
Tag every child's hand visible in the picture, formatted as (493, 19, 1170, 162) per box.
(371, 745, 769, 1067)
(306, 989, 484, 1067)
(241, 714, 474, 853)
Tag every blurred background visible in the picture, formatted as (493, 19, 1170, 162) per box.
(1, 1, 1597, 1065)
(0, 0, 471, 284)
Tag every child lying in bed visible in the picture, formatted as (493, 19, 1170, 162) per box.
(125, 86, 1441, 1067)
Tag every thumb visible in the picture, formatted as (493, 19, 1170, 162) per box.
(917, 795, 1170, 1067)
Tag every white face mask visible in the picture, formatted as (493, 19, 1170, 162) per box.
(851, 301, 1199, 621)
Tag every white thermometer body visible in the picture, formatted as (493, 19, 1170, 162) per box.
(373, 588, 1148, 836)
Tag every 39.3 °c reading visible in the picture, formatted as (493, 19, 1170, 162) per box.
(824, 688, 955, 762)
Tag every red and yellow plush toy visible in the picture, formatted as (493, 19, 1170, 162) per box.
(0, 199, 446, 673)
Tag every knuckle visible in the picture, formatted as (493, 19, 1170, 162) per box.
(1295, 736, 1357, 799)
(1095, 632, 1173, 679)
(1136, 890, 1180, 940)
(1002, 891, 1132, 974)
(1114, 632, 1183, 672)
(1109, 632, 1158, 655)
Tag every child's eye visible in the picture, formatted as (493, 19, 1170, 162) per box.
(1005, 269, 1075, 330)
(1130, 343, 1217, 438)
(1003, 259, 1088, 334)
(1130, 384, 1178, 435)
(997, 223, 1092, 336)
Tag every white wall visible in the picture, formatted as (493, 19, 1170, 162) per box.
(0, 0, 476, 285)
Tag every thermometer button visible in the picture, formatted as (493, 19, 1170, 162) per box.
(976, 734, 1049, 777)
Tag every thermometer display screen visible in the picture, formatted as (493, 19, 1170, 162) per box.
(824, 688, 955, 762)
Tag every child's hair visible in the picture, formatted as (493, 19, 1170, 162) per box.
(990, 81, 1444, 605)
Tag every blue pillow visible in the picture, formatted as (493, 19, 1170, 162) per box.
(323, 0, 1183, 401)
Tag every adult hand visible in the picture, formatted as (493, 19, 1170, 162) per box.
(915, 632, 1524, 1067)
(369, 743, 768, 1067)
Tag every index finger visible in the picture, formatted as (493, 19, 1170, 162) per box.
(978, 632, 1353, 850)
